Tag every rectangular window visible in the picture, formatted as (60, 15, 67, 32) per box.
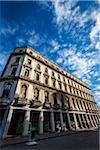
(36, 73, 40, 81)
(52, 79, 55, 87)
(11, 68, 17, 76)
(58, 82, 62, 89)
(27, 59, 32, 65)
(16, 57, 20, 63)
(45, 77, 48, 85)
(24, 69, 29, 77)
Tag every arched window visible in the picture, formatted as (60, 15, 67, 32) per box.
(21, 84, 27, 98)
(34, 88, 39, 100)
(37, 64, 40, 70)
(2, 83, 12, 98)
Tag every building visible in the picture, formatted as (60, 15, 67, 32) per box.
(0, 46, 99, 138)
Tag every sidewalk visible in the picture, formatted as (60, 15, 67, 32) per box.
(0, 128, 97, 147)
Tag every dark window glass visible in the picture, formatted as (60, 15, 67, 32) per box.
(24, 69, 29, 77)
(58, 82, 62, 89)
(52, 71, 55, 76)
(27, 59, 31, 65)
(11, 68, 17, 76)
(61, 95, 64, 106)
(45, 77, 48, 85)
(36, 73, 40, 81)
(52, 79, 55, 87)
(53, 93, 57, 104)
(16, 57, 20, 63)
(37, 64, 40, 70)
(45, 68, 48, 73)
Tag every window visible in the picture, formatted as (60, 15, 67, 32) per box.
(52, 71, 55, 76)
(45, 68, 48, 74)
(58, 82, 62, 89)
(29, 51, 33, 55)
(36, 73, 40, 81)
(72, 98, 76, 109)
(21, 85, 27, 98)
(52, 79, 56, 87)
(64, 84, 67, 91)
(2, 83, 12, 98)
(37, 64, 40, 70)
(61, 95, 64, 106)
(58, 74, 60, 79)
(63, 77, 65, 82)
(45, 91, 49, 101)
(15, 57, 20, 63)
(44, 76, 48, 85)
(69, 87, 72, 93)
(53, 93, 57, 104)
(11, 68, 17, 76)
(27, 59, 31, 65)
(34, 88, 39, 100)
(24, 69, 29, 77)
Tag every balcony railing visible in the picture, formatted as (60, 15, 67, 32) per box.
(0, 97, 10, 105)
(53, 104, 60, 110)
(61, 105, 68, 111)
(43, 101, 51, 109)
(30, 100, 42, 108)
(14, 97, 28, 106)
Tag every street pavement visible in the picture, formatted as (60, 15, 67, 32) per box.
(1, 130, 99, 150)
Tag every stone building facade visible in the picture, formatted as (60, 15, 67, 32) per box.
(0, 46, 99, 138)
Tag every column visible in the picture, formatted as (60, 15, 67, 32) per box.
(60, 112, 64, 130)
(78, 114, 84, 128)
(81, 114, 87, 128)
(39, 111, 44, 134)
(73, 113, 79, 130)
(85, 114, 90, 128)
(91, 115, 97, 127)
(3, 108, 13, 138)
(88, 114, 95, 128)
(22, 110, 30, 136)
(67, 113, 72, 130)
(50, 111, 55, 132)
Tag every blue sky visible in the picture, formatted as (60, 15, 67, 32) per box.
(0, 0, 100, 106)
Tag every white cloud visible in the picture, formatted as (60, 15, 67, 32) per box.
(49, 40, 60, 53)
(90, 11, 100, 50)
(56, 57, 63, 63)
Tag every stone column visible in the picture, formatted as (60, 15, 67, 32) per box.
(60, 112, 64, 130)
(91, 115, 97, 127)
(81, 114, 87, 128)
(73, 113, 79, 130)
(85, 114, 90, 128)
(22, 110, 30, 136)
(67, 113, 72, 130)
(50, 111, 55, 132)
(39, 111, 44, 134)
(88, 114, 95, 128)
(78, 114, 84, 128)
(3, 108, 13, 138)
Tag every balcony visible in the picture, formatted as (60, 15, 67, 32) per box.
(61, 105, 68, 111)
(43, 101, 51, 109)
(0, 97, 10, 105)
(53, 104, 60, 110)
(30, 100, 42, 108)
(14, 97, 28, 106)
